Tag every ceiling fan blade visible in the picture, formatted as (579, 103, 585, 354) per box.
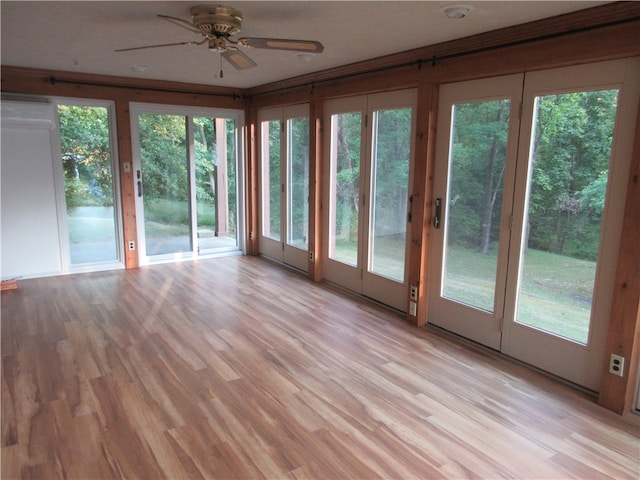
(237, 37, 324, 53)
(158, 14, 207, 36)
(222, 48, 257, 70)
(115, 39, 206, 53)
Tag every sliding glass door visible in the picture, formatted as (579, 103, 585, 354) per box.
(138, 113, 191, 256)
(55, 100, 124, 271)
(131, 104, 244, 264)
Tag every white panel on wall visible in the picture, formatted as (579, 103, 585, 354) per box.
(1, 100, 63, 278)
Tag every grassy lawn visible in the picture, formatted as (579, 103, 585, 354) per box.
(143, 199, 216, 237)
(517, 248, 595, 343)
(334, 239, 595, 343)
(334, 235, 406, 281)
(445, 245, 594, 343)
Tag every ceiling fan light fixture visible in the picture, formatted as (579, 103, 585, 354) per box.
(297, 53, 316, 63)
(439, 4, 474, 19)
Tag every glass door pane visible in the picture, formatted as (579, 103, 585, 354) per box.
(261, 119, 281, 241)
(329, 112, 361, 266)
(194, 117, 217, 249)
(443, 99, 510, 312)
(138, 114, 191, 256)
(515, 89, 619, 344)
(368, 107, 411, 282)
(286, 116, 309, 249)
(57, 104, 119, 265)
(194, 117, 238, 251)
(222, 119, 238, 246)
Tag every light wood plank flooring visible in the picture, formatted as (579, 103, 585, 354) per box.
(2, 256, 639, 479)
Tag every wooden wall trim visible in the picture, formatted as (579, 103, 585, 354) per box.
(114, 101, 138, 269)
(308, 99, 323, 281)
(406, 84, 437, 326)
(598, 102, 640, 415)
(245, 108, 259, 255)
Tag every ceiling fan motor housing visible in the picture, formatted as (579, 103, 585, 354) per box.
(191, 4, 242, 36)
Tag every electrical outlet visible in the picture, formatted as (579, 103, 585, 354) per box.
(128, 241, 136, 251)
(609, 354, 624, 377)
(410, 286, 418, 301)
(309, 251, 314, 262)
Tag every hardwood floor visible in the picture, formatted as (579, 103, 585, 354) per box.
(1, 256, 639, 479)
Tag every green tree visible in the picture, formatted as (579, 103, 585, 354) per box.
(371, 107, 412, 238)
(138, 114, 188, 206)
(445, 89, 617, 262)
(528, 89, 617, 259)
(448, 99, 509, 252)
(58, 105, 113, 209)
(335, 112, 361, 242)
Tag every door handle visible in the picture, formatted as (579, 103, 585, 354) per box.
(433, 198, 442, 228)
(136, 170, 143, 197)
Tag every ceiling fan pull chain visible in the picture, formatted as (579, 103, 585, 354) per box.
(219, 54, 224, 79)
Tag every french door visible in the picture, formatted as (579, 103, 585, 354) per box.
(258, 104, 310, 272)
(131, 104, 244, 265)
(428, 58, 640, 390)
(323, 89, 417, 311)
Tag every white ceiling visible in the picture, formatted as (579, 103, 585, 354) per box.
(1, 1, 610, 89)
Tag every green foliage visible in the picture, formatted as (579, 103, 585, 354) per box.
(446, 89, 618, 262)
(288, 116, 310, 243)
(194, 117, 216, 204)
(331, 107, 413, 248)
(57, 105, 113, 210)
(334, 112, 362, 241)
(372, 108, 411, 238)
(526, 89, 617, 259)
(139, 114, 188, 205)
(447, 99, 509, 251)
(263, 119, 282, 239)
(138, 114, 239, 237)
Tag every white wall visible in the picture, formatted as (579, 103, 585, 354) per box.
(1, 100, 64, 278)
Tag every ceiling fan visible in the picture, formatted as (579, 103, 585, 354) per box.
(115, 4, 324, 75)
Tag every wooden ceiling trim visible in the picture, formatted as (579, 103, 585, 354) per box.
(248, 2, 640, 99)
(249, 19, 639, 110)
(1, 66, 249, 108)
